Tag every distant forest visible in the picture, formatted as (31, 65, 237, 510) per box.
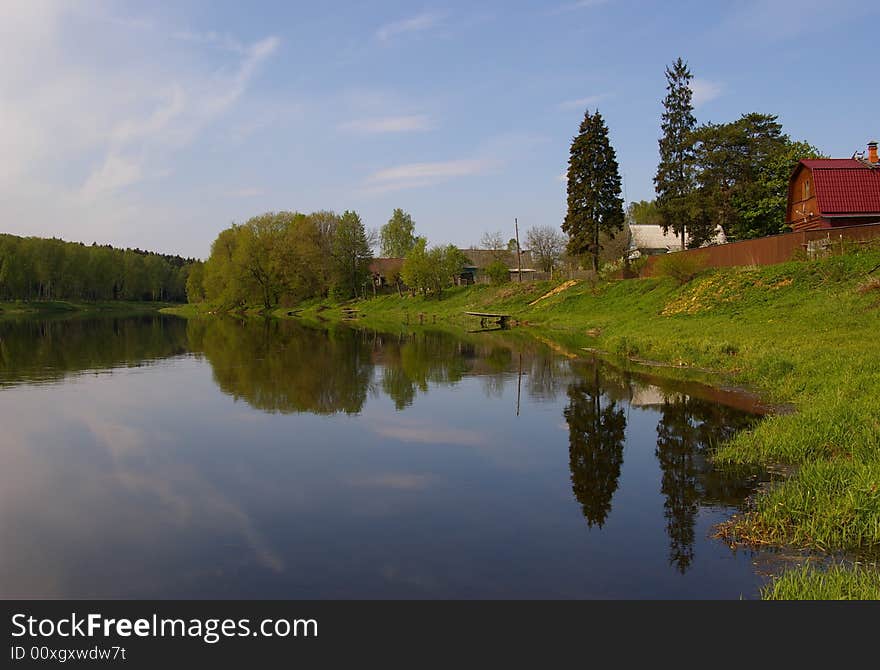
(0, 233, 196, 302)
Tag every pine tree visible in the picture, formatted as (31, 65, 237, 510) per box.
(563, 109, 625, 273)
(654, 57, 697, 250)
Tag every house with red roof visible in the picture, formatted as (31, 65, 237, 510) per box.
(786, 142, 880, 231)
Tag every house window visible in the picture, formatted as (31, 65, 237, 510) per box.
(803, 179, 810, 200)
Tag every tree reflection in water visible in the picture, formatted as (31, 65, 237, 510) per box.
(2, 314, 764, 581)
(561, 359, 759, 572)
(564, 366, 627, 529)
(655, 394, 757, 573)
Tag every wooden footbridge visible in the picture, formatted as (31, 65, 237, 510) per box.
(464, 312, 512, 328)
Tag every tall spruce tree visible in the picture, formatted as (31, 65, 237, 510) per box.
(654, 58, 697, 250)
(563, 109, 625, 273)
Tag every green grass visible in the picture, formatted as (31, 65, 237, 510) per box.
(762, 563, 880, 600)
(177, 248, 880, 598)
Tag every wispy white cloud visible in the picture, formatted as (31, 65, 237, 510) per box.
(339, 115, 435, 134)
(557, 94, 610, 110)
(80, 35, 280, 200)
(376, 12, 442, 42)
(362, 158, 496, 194)
(0, 4, 282, 253)
(689, 78, 723, 107)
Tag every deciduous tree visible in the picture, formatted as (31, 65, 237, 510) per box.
(526, 225, 566, 273)
(380, 209, 418, 258)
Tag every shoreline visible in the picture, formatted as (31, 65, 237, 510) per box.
(0, 300, 174, 319)
(161, 248, 880, 599)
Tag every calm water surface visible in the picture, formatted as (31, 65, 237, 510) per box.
(0, 315, 772, 598)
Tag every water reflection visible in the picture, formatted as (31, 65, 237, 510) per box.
(0, 315, 188, 387)
(656, 395, 758, 573)
(0, 315, 768, 597)
(186, 318, 373, 414)
(565, 366, 626, 528)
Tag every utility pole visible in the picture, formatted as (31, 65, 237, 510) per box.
(514, 218, 523, 282)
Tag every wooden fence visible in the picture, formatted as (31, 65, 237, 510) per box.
(642, 222, 880, 277)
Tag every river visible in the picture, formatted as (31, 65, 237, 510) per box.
(0, 314, 772, 598)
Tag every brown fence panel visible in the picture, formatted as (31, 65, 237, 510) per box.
(642, 222, 880, 277)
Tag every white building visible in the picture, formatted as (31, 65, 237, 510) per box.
(627, 224, 726, 259)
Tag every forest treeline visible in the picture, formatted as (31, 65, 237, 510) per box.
(189, 210, 373, 309)
(0, 233, 195, 302)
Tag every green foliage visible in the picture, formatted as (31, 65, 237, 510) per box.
(331, 210, 373, 300)
(690, 113, 823, 242)
(733, 139, 824, 238)
(202, 209, 372, 308)
(653, 252, 708, 284)
(434, 245, 470, 296)
(0, 233, 191, 302)
(185, 261, 205, 303)
(485, 259, 510, 285)
(625, 199, 663, 227)
(379, 208, 417, 258)
(401, 238, 431, 295)
(654, 58, 698, 246)
(653, 57, 824, 245)
(563, 109, 625, 273)
(402, 240, 469, 298)
(762, 564, 880, 600)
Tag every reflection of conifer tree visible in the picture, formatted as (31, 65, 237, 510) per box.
(656, 396, 700, 573)
(564, 366, 627, 528)
(655, 394, 757, 573)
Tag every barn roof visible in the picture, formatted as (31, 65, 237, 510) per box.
(800, 159, 880, 215)
(460, 248, 534, 268)
(369, 258, 404, 275)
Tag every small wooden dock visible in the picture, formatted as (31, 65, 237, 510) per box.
(464, 312, 512, 328)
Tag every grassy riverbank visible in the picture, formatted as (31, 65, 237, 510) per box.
(762, 563, 880, 600)
(0, 300, 174, 318)
(164, 247, 880, 597)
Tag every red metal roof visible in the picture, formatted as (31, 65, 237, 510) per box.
(801, 158, 864, 169)
(802, 160, 880, 215)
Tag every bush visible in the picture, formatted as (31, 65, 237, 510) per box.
(485, 260, 510, 285)
(654, 251, 709, 285)
(626, 256, 649, 278)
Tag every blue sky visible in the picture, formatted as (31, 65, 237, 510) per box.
(2, 1, 878, 258)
